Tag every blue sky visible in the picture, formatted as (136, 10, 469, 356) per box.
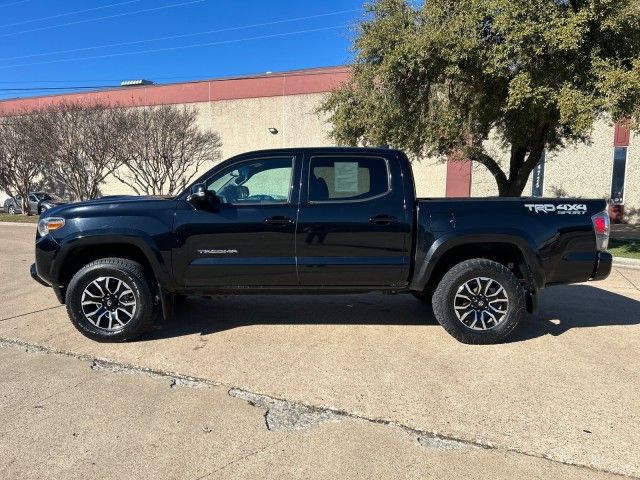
(0, 0, 363, 99)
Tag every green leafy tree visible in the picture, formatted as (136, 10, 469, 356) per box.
(321, 0, 640, 196)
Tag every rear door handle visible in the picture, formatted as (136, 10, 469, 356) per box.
(369, 214, 398, 225)
(264, 216, 294, 226)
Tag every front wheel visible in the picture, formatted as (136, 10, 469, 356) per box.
(65, 257, 158, 342)
(8, 205, 15, 215)
(432, 258, 525, 344)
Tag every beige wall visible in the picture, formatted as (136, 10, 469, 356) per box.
(543, 120, 614, 200)
(100, 93, 336, 196)
(101, 93, 451, 199)
(411, 159, 447, 198)
(625, 130, 640, 222)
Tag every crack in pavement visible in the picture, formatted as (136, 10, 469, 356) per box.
(193, 438, 287, 479)
(229, 387, 345, 432)
(0, 304, 64, 322)
(0, 336, 634, 479)
(228, 386, 481, 451)
(617, 269, 640, 291)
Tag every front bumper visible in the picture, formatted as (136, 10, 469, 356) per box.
(591, 252, 612, 281)
(30, 263, 50, 287)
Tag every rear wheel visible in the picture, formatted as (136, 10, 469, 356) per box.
(8, 205, 15, 215)
(432, 258, 525, 344)
(65, 258, 157, 342)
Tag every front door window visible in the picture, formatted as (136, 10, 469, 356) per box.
(207, 157, 293, 205)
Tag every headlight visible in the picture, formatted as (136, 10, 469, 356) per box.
(38, 217, 65, 236)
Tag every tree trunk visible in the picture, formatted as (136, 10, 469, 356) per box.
(498, 136, 546, 197)
(20, 192, 31, 216)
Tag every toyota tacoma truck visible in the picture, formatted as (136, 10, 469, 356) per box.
(31, 147, 612, 344)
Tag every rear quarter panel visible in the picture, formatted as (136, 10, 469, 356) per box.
(412, 198, 607, 290)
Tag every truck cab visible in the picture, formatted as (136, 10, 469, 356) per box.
(172, 148, 414, 290)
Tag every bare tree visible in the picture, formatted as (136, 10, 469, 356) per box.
(113, 105, 222, 195)
(0, 114, 44, 215)
(38, 101, 128, 201)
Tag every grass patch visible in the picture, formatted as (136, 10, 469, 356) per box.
(608, 240, 640, 260)
(0, 214, 38, 223)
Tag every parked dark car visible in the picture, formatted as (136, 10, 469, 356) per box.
(31, 147, 611, 344)
(4, 192, 67, 215)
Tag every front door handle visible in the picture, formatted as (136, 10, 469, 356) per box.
(264, 216, 294, 226)
(369, 214, 398, 225)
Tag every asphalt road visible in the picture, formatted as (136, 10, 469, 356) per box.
(1, 223, 639, 479)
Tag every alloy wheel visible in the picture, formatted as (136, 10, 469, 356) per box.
(80, 276, 137, 331)
(453, 277, 509, 330)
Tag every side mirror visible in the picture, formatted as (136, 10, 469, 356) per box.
(187, 183, 221, 212)
(187, 183, 206, 206)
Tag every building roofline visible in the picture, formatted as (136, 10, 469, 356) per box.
(0, 65, 351, 116)
(221, 146, 402, 156)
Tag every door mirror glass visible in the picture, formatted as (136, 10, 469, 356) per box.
(188, 183, 221, 212)
(187, 183, 206, 206)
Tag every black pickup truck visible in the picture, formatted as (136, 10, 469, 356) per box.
(31, 147, 612, 344)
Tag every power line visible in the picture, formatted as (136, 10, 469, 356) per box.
(0, 85, 116, 91)
(0, 0, 206, 39)
(0, 79, 120, 84)
(0, 25, 348, 70)
(0, 0, 31, 7)
(0, 64, 350, 85)
(0, 0, 142, 29)
(0, 8, 360, 63)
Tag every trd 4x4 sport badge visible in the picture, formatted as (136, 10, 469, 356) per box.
(524, 203, 587, 215)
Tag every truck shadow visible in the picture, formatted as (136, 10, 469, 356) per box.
(509, 284, 640, 342)
(143, 285, 640, 343)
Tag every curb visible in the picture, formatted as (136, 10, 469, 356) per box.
(612, 256, 640, 270)
(0, 221, 36, 227)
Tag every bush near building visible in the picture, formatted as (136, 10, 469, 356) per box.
(0, 102, 221, 204)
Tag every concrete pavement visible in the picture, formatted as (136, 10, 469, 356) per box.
(1, 223, 639, 478)
(0, 344, 621, 480)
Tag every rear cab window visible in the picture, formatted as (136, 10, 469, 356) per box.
(308, 156, 390, 203)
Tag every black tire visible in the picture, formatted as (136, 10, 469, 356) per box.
(65, 257, 158, 342)
(432, 258, 525, 344)
(8, 205, 15, 215)
(411, 292, 432, 304)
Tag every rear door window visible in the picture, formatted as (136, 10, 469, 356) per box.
(308, 156, 390, 202)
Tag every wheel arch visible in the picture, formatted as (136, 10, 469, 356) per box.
(53, 232, 172, 297)
(410, 233, 544, 296)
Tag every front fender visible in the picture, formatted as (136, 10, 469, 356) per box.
(409, 231, 545, 292)
(50, 228, 173, 289)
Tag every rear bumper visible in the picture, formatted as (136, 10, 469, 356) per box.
(591, 252, 612, 281)
(30, 263, 51, 287)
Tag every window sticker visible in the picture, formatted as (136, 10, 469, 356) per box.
(334, 162, 359, 193)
